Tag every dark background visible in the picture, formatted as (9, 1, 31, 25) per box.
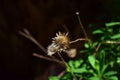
(0, 0, 120, 80)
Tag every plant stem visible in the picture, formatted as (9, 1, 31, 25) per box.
(70, 38, 88, 44)
(57, 52, 78, 80)
(58, 70, 66, 78)
(76, 12, 88, 39)
(94, 42, 102, 56)
(76, 12, 93, 47)
(19, 28, 47, 54)
(105, 40, 120, 44)
(33, 53, 64, 65)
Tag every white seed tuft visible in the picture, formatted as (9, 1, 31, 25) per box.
(47, 43, 59, 56)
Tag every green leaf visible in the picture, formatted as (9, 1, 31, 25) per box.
(101, 36, 105, 40)
(88, 76, 100, 80)
(74, 59, 83, 68)
(104, 71, 117, 77)
(111, 34, 120, 39)
(61, 73, 72, 79)
(109, 61, 115, 67)
(95, 60, 100, 72)
(88, 69, 97, 76)
(93, 42, 99, 47)
(80, 50, 88, 53)
(88, 55, 96, 69)
(117, 57, 120, 64)
(68, 60, 74, 70)
(49, 76, 59, 80)
(84, 43, 90, 48)
(107, 28, 113, 33)
(105, 22, 120, 27)
(101, 64, 108, 75)
(99, 50, 105, 62)
(92, 29, 104, 34)
(108, 76, 118, 80)
(73, 67, 87, 73)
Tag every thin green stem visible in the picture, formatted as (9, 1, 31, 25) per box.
(57, 52, 78, 80)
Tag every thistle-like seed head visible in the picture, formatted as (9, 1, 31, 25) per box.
(52, 32, 70, 51)
(47, 32, 70, 56)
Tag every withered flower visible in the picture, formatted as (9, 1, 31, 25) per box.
(47, 32, 70, 56)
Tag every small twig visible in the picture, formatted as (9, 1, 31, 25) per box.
(96, 43, 102, 51)
(76, 12, 88, 39)
(33, 53, 64, 65)
(58, 70, 66, 78)
(19, 28, 47, 54)
(79, 77, 83, 80)
(70, 38, 88, 44)
(94, 40, 120, 55)
(23, 28, 31, 35)
(76, 12, 104, 56)
(93, 40, 120, 56)
(105, 40, 120, 44)
(76, 12, 93, 48)
(94, 43, 102, 56)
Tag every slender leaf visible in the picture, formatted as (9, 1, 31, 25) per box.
(88, 76, 100, 80)
(117, 57, 120, 64)
(49, 76, 59, 80)
(101, 64, 108, 75)
(61, 73, 72, 79)
(105, 22, 120, 27)
(74, 60, 83, 68)
(107, 28, 113, 33)
(108, 76, 118, 80)
(93, 42, 99, 47)
(111, 34, 120, 39)
(73, 68, 87, 73)
(109, 61, 115, 68)
(88, 55, 96, 69)
(92, 29, 104, 34)
(94, 60, 100, 72)
(84, 43, 90, 48)
(88, 69, 97, 76)
(80, 50, 88, 53)
(104, 71, 117, 77)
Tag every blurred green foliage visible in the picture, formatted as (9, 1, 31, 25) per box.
(49, 21, 120, 80)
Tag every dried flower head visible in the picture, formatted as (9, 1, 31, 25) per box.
(52, 32, 70, 51)
(47, 32, 70, 56)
